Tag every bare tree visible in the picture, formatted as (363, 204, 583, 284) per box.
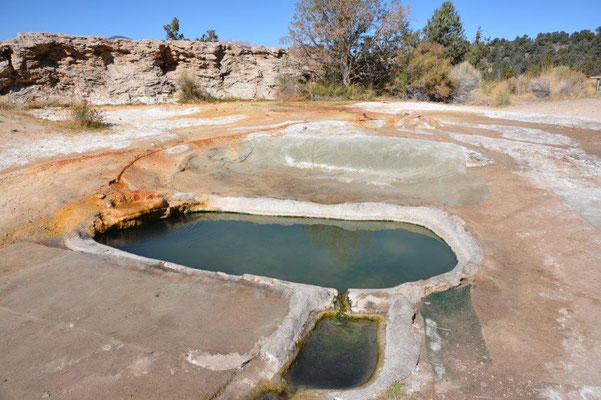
(286, 0, 409, 86)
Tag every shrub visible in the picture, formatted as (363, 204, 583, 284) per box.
(275, 75, 304, 101)
(470, 87, 491, 105)
(500, 68, 516, 80)
(515, 75, 531, 95)
(505, 77, 518, 94)
(405, 43, 454, 102)
(177, 71, 212, 103)
(541, 66, 588, 97)
(449, 61, 481, 103)
(529, 77, 551, 98)
(293, 81, 375, 101)
(491, 81, 512, 106)
(70, 100, 105, 129)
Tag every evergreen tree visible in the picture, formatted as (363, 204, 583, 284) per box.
(484, 29, 601, 77)
(466, 26, 488, 68)
(423, 1, 468, 64)
(163, 17, 185, 41)
(197, 30, 219, 42)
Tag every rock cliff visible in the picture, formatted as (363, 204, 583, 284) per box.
(0, 33, 301, 104)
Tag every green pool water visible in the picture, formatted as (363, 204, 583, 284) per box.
(285, 316, 379, 390)
(97, 212, 457, 292)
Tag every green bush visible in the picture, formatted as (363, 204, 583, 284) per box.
(404, 42, 454, 102)
(500, 68, 516, 80)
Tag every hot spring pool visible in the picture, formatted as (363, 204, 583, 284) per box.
(97, 212, 457, 292)
(285, 316, 380, 390)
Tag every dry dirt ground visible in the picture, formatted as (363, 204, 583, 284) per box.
(1, 99, 600, 399)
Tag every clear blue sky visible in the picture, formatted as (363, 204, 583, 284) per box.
(1, 0, 600, 46)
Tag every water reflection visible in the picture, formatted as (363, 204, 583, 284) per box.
(97, 212, 457, 292)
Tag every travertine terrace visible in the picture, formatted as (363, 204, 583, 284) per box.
(1, 97, 601, 399)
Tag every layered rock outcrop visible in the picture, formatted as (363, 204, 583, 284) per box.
(0, 33, 302, 104)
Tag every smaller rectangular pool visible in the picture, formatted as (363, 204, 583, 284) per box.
(284, 316, 379, 389)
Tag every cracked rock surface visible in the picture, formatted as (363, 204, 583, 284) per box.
(0, 33, 302, 104)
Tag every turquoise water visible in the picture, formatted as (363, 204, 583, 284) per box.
(97, 212, 457, 292)
(285, 316, 379, 389)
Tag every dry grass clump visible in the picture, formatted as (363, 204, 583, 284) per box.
(502, 66, 590, 101)
(0, 101, 15, 110)
(529, 77, 551, 99)
(541, 66, 590, 97)
(276, 75, 305, 101)
(506, 75, 533, 96)
(177, 71, 212, 103)
(450, 61, 481, 103)
(276, 75, 375, 101)
(471, 81, 512, 106)
(470, 87, 491, 105)
(69, 100, 106, 129)
(303, 81, 375, 101)
(375, 382, 405, 399)
(1, 99, 71, 111)
(23, 100, 69, 109)
(491, 81, 512, 106)
(467, 66, 590, 106)
(248, 379, 297, 400)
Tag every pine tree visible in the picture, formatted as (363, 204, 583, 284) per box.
(197, 30, 219, 42)
(466, 26, 488, 68)
(423, 1, 468, 64)
(163, 17, 185, 41)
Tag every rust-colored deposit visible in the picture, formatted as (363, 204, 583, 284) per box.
(1, 99, 601, 399)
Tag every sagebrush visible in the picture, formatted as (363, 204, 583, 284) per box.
(450, 61, 481, 103)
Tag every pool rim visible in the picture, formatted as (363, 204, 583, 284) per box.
(66, 195, 482, 400)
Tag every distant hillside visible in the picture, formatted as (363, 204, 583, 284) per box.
(483, 28, 601, 78)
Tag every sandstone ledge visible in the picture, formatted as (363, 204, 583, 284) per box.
(0, 33, 301, 104)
